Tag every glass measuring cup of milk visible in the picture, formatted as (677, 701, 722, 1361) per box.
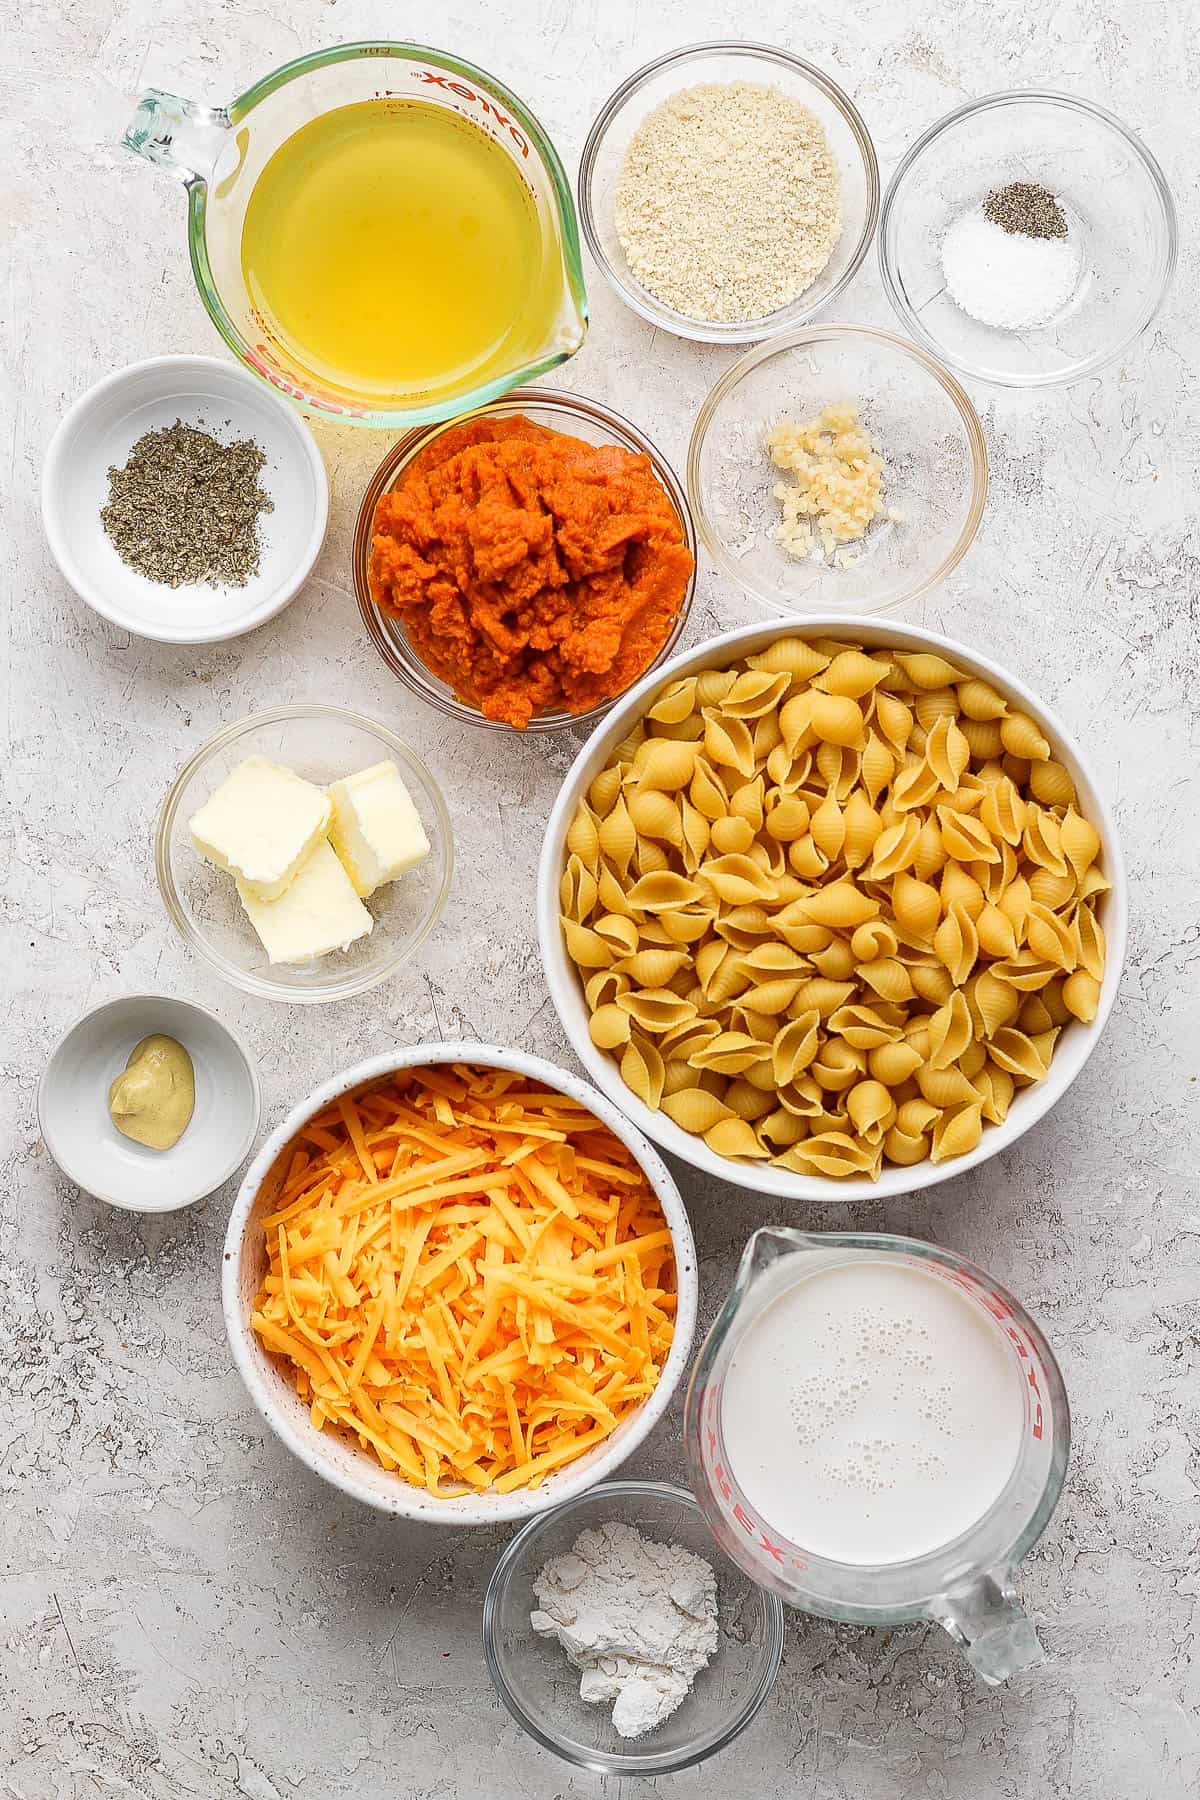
(684, 1229, 1069, 1685)
(121, 42, 588, 427)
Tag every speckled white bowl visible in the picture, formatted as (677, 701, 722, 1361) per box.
(38, 994, 261, 1212)
(222, 1043, 698, 1524)
(536, 617, 1127, 1203)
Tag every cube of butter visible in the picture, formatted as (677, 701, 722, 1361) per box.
(237, 839, 372, 965)
(190, 756, 332, 902)
(327, 760, 430, 899)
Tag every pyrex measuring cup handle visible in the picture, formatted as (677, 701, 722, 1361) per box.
(931, 1570, 1046, 1686)
(122, 89, 230, 187)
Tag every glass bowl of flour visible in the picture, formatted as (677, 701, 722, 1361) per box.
(483, 1479, 784, 1775)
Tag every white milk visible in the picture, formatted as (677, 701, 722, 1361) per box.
(721, 1258, 1026, 1565)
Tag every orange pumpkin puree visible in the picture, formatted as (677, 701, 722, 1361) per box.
(368, 416, 694, 729)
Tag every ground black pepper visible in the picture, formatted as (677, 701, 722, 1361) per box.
(983, 181, 1068, 241)
(101, 420, 273, 588)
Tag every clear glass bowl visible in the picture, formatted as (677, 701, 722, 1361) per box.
(352, 387, 697, 734)
(483, 1480, 784, 1776)
(879, 91, 1178, 388)
(577, 41, 879, 344)
(687, 324, 987, 616)
(156, 704, 452, 1004)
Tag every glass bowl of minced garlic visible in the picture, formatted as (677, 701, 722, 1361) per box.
(578, 42, 879, 343)
(687, 323, 988, 616)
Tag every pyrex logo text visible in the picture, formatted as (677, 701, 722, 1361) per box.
(407, 70, 531, 157)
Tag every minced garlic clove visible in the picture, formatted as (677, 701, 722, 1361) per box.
(767, 404, 894, 563)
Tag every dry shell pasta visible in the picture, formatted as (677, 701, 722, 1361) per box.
(560, 637, 1111, 1180)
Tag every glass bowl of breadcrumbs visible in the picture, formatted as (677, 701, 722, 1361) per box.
(687, 324, 988, 614)
(578, 41, 879, 343)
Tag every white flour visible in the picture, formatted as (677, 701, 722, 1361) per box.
(530, 1521, 719, 1738)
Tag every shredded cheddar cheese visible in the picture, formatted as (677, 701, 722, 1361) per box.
(251, 1064, 677, 1496)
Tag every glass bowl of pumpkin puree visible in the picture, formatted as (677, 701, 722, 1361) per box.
(353, 388, 697, 733)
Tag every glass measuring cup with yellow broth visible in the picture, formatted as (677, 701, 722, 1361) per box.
(123, 44, 588, 426)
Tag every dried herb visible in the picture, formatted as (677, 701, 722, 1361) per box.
(983, 181, 1068, 241)
(101, 421, 273, 588)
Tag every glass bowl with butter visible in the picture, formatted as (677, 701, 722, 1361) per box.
(156, 705, 453, 1003)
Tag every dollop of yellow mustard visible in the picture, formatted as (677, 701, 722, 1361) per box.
(108, 1034, 195, 1151)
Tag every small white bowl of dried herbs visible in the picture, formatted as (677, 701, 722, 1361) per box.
(42, 354, 328, 645)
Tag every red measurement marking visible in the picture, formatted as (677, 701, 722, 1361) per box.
(935, 1268, 1052, 1441)
(246, 346, 365, 420)
(246, 347, 304, 400)
(948, 1264, 1017, 1323)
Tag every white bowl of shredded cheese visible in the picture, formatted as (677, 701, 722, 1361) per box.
(222, 1043, 698, 1524)
(578, 41, 879, 343)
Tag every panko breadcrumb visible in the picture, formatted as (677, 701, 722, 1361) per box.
(614, 82, 841, 324)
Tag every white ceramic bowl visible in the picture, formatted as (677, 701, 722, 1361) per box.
(42, 355, 328, 644)
(536, 618, 1127, 1203)
(221, 1043, 699, 1524)
(38, 994, 261, 1212)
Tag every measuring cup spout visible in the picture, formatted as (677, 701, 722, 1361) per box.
(122, 89, 230, 187)
(932, 1570, 1045, 1685)
(738, 1225, 812, 1289)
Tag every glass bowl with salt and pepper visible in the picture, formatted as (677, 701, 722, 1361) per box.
(879, 90, 1177, 388)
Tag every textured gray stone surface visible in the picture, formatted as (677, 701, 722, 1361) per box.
(3, 1, 1198, 1795)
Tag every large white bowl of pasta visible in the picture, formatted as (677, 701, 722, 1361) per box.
(537, 619, 1126, 1200)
